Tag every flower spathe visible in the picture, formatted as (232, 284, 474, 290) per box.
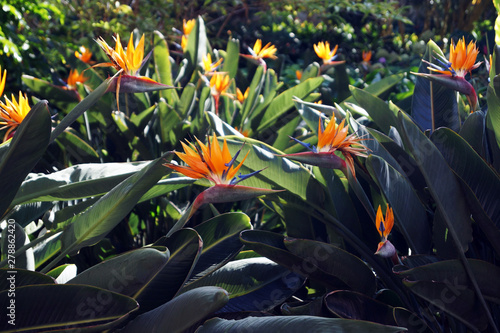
(279, 117, 369, 177)
(0, 92, 31, 142)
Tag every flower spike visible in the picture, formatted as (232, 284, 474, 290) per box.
(374, 204, 400, 265)
(0, 92, 32, 142)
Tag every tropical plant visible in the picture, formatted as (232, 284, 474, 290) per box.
(0, 8, 499, 333)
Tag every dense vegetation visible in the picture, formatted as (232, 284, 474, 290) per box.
(0, 1, 499, 332)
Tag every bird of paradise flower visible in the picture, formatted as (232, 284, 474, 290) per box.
(279, 116, 369, 177)
(94, 32, 173, 109)
(164, 134, 282, 235)
(414, 37, 482, 111)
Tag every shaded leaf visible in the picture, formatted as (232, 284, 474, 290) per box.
(120, 287, 229, 333)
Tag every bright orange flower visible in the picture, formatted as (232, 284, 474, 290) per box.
(316, 117, 369, 176)
(183, 19, 196, 36)
(210, 73, 232, 98)
(165, 133, 251, 185)
(428, 37, 481, 78)
(236, 87, 249, 103)
(203, 53, 223, 73)
(248, 39, 278, 60)
(295, 70, 302, 80)
(314, 41, 339, 64)
(0, 92, 31, 141)
(75, 46, 93, 64)
(0, 66, 6, 97)
(362, 50, 372, 63)
(376, 204, 394, 247)
(66, 69, 89, 89)
(95, 32, 145, 76)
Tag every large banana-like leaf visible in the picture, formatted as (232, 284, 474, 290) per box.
(184, 212, 252, 285)
(180, 257, 301, 313)
(241, 230, 373, 292)
(411, 40, 459, 132)
(325, 290, 431, 332)
(121, 287, 228, 333)
(397, 112, 472, 254)
(13, 161, 150, 205)
(366, 155, 431, 254)
(341, 73, 405, 106)
(284, 238, 376, 294)
(22, 75, 80, 111)
(395, 259, 500, 304)
(50, 78, 112, 143)
(256, 77, 324, 132)
(221, 37, 240, 79)
(0, 100, 51, 218)
(197, 316, 406, 332)
(137, 229, 202, 313)
(349, 86, 398, 134)
(67, 247, 170, 297)
(153, 30, 179, 104)
(1, 222, 34, 270)
(0, 284, 138, 332)
(220, 137, 323, 201)
(53, 154, 168, 262)
(0, 268, 54, 291)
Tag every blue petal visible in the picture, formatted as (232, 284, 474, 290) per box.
(231, 169, 265, 185)
(288, 136, 317, 153)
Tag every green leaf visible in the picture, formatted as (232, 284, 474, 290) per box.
(459, 111, 486, 158)
(50, 78, 112, 143)
(55, 129, 99, 162)
(0, 268, 54, 291)
(0, 284, 138, 332)
(411, 40, 459, 132)
(183, 16, 207, 82)
(398, 112, 472, 254)
(222, 38, 240, 79)
(13, 161, 151, 205)
(180, 257, 297, 312)
(284, 238, 376, 294)
(0, 100, 51, 218)
(239, 65, 265, 125)
(402, 279, 487, 330)
(185, 212, 251, 285)
(67, 247, 170, 297)
(366, 155, 431, 254)
(55, 155, 168, 259)
(153, 30, 179, 104)
(120, 287, 228, 333)
(137, 229, 202, 313)
(256, 77, 324, 132)
(22, 75, 80, 111)
(206, 110, 244, 137)
(1, 222, 34, 270)
(342, 73, 405, 107)
(221, 137, 323, 202)
(197, 316, 407, 332)
(178, 83, 197, 117)
(158, 99, 182, 147)
(395, 259, 500, 304)
(300, 62, 320, 82)
(350, 86, 398, 134)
